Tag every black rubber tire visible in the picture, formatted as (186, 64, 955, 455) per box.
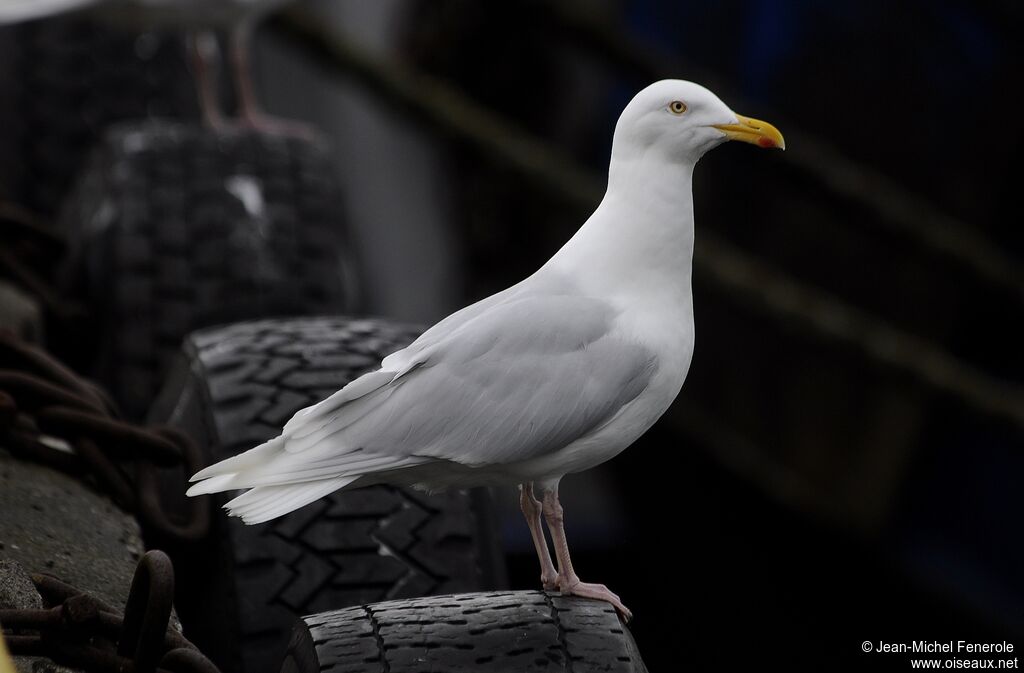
(59, 122, 358, 419)
(0, 18, 197, 215)
(281, 591, 647, 673)
(148, 317, 507, 673)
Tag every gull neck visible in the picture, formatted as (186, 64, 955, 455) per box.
(545, 153, 697, 307)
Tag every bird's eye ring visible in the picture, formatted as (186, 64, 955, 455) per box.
(669, 101, 687, 115)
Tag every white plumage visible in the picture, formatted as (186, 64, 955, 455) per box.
(188, 79, 784, 616)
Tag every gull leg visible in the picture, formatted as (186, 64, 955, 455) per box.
(188, 30, 225, 129)
(229, 19, 315, 139)
(519, 483, 558, 590)
(542, 487, 632, 621)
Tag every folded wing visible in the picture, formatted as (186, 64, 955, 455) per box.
(188, 290, 657, 522)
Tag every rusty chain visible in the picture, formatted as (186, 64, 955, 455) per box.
(0, 331, 210, 542)
(0, 550, 220, 673)
(0, 202, 86, 323)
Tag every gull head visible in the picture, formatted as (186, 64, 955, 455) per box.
(611, 79, 785, 166)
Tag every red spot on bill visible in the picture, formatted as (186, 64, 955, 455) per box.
(757, 136, 776, 148)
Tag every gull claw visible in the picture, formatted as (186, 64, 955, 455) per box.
(557, 578, 633, 622)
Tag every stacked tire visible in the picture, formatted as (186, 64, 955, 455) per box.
(148, 317, 507, 673)
(0, 18, 196, 214)
(284, 591, 647, 673)
(60, 123, 358, 418)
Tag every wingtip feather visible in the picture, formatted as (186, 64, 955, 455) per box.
(186, 473, 238, 497)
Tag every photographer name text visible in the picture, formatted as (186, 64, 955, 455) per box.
(874, 642, 1015, 655)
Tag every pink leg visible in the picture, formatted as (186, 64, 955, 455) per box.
(519, 483, 558, 590)
(542, 487, 632, 621)
(189, 30, 225, 129)
(229, 20, 317, 140)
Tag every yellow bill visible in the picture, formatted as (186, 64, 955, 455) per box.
(713, 114, 785, 149)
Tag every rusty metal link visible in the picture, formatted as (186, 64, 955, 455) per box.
(119, 551, 176, 673)
(0, 202, 86, 322)
(74, 436, 139, 510)
(0, 550, 221, 673)
(0, 371, 104, 414)
(0, 331, 111, 415)
(0, 331, 211, 542)
(136, 426, 211, 542)
(36, 407, 182, 465)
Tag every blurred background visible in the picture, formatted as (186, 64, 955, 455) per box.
(1, 0, 1022, 670)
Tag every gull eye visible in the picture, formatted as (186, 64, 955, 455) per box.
(669, 100, 687, 115)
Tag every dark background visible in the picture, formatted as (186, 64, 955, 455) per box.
(2, 1, 1022, 670)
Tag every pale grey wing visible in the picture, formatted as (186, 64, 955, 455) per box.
(288, 292, 658, 467)
(379, 271, 586, 373)
(378, 278, 530, 371)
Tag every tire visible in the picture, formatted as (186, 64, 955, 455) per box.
(281, 591, 647, 673)
(59, 122, 358, 419)
(0, 18, 197, 215)
(148, 317, 507, 673)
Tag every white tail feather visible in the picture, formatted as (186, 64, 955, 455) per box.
(187, 363, 419, 525)
(224, 475, 360, 524)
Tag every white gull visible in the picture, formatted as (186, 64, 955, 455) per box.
(188, 79, 785, 618)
